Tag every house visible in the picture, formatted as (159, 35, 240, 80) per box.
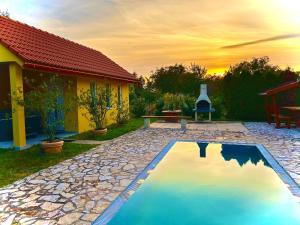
(0, 16, 137, 149)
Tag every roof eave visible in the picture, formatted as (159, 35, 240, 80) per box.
(260, 81, 300, 96)
(23, 62, 138, 83)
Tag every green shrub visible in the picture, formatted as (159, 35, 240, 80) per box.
(130, 97, 146, 117)
(116, 101, 129, 125)
(162, 93, 184, 111)
(210, 95, 226, 120)
(181, 95, 196, 116)
(154, 98, 164, 115)
(155, 93, 196, 116)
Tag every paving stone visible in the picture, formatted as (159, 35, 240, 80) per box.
(123, 163, 135, 171)
(19, 201, 41, 209)
(28, 180, 46, 185)
(39, 195, 60, 202)
(81, 213, 99, 222)
(11, 191, 26, 198)
(99, 175, 113, 181)
(56, 183, 69, 191)
(40, 202, 63, 211)
(2, 214, 16, 225)
(23, 194, 40, 202)
(34, 220, 56, 225)
(0, 189, 17, 195)
(18, 217, 37, 225)
(120, 179, 131, 187)
(57, 212, 81, 224)
(62, 202, 75, 212)
(84, 176, 98, 182)
(60, 192, 74, 199)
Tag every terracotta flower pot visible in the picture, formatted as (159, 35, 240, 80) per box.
(41, 140, 64, 153)
(93, 128, 108, 135)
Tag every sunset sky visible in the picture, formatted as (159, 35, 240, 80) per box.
(1, 0, 300, 76)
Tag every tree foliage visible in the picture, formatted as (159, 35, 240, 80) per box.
(223, 57, 299, 120)
(148, 64, 207, 96)
(78, 85, 114, 129)
(0, 10, 9, 17)
(15, 74, 71, 142)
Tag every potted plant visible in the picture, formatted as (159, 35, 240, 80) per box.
(78, 84, 113, 135)
(162, 93, 183, 122)
(15, 74, 71, 153)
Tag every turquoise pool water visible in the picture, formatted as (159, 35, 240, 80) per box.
(95, 142, 300, 225)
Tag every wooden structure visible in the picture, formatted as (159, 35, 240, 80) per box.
(260, 81, 300, 128)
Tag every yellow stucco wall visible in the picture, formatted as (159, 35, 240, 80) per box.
(76, 77, 93, 133)
(75, 76, 130, 133)
(0, 44, 23, 66)
(0, 44, 23, 110)
(64, 76, 79, 132)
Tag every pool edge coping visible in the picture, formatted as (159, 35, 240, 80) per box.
(92, 139, 300, 225)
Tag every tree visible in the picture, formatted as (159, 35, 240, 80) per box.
(0, 10, 9, 17)
(149, 64, 207, 95)
(77, 85, 114, 130)
(15, 74, 71, 142)
(190, 63, 207, 80)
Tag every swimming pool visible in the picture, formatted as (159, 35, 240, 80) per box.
(93, 140, 300, 225)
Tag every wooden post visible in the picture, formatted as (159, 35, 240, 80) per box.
(271, 95, 280, 128)
(264, 96, 271, 124)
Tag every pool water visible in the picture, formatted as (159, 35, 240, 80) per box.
(95, 142, 300, 225)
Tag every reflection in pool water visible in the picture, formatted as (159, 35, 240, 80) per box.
(198, 142, 270, 167)
(102, 142, 300, 225)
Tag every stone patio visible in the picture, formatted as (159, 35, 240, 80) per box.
(0, 122, 299, 225)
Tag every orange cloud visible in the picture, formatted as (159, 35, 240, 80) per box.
(222, 34, 300, 49)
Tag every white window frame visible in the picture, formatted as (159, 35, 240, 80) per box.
(105, 82, 112, 109)
(117, 83, 122, 108)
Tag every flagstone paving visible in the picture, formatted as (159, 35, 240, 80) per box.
(0, 122, 299, 225)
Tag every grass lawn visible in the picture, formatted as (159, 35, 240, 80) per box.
(0, 143, 95, 188)
(71, 118, 151, 141)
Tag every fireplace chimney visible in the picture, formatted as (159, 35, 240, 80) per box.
(194, 84, 215, 121)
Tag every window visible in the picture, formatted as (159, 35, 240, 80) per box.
(105, 83, 111, 108)
(90, 81, 97, 98)
(90, 82, 97, 108)
(117, 84, 122, 108)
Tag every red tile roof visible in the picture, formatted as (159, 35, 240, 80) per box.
(260, 81, 300, 96)
(0, 16, 136, 82)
